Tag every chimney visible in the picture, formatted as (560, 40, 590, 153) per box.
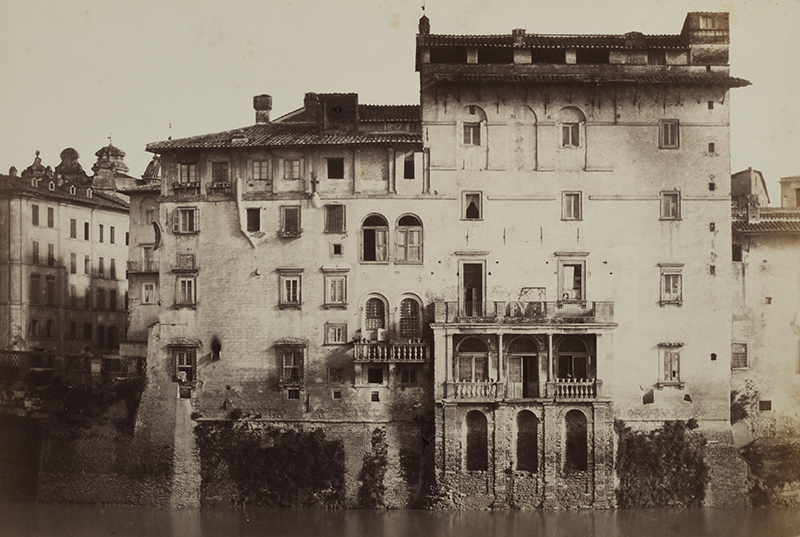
(253, 94, 272, 124)
(9, 166, 17, 177)
(419, 15, 430, 35)
(512, 28, 526, 46)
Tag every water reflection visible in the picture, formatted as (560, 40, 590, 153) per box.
(1, 501, 797, 537)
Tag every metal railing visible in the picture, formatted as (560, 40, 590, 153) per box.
(437, 301, 614, 324)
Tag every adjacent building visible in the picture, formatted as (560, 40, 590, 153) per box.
(0, 146, 131, 379)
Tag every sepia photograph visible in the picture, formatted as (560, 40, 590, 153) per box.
(0, 1, 798, 535)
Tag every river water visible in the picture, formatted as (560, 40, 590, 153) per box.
(0, 501, 797, 537)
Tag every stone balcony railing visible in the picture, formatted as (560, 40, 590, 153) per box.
(549, 378, 602, 399)
(127, 259, 158, 273)
(444, 378, 602, 401)
(435, 300, 614, 324)
(353, 341, 429, 363)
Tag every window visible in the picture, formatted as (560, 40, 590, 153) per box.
(660, 191, 681, 220)
(32, 205, 39, 226)
(83, 322, 92, 340)
(70, 218, 77, 238)
(361, 214, 388, 262)
(70, 321, 76, 339)
(32, 241, 39, 265)
(109, 289, 117, 310)
(29, 275, 40, 304)
(327, 157, 344, 179)
(143, 283, 156, 304)
(557, 338, 590, 380)
(211, 162, 229, 183)
(399, 298, 421, 339)
(325, 323, 347, 345)
(110, 259, 117, 280)
(173, 347, 197, 382)
(759, 400, 772, 412)
(463, 123, 481, 145)
(404, 154, 415, 179)
(99, 224, 104, 243)
(279, 206, 301, 237)
(562, 192, 582, 220)
(564, 410, 588, 472)
(365, 298, 386, 331)
(246, 208, 260, 232)
(559, 261, 585, 302)
(368, 367, 384, 384)
(84, 222, 90, 240)
(110, 226, 115, 244)
(284, 159, 301, 179)
(126, 232, 129, 246)
(108, 326, 119, 349)
(97, 287, 105, 309)
(47, 243, 55, 266)
(45, 277, 55, 306)
(371, 391, 380, 402)
(456, 337, 489, 382)
(29, 319, 38, 337)
(398, 365, 419, 385)
(732, 343, 748, 369)
(659, 344, 682, 385)
(69, 284, 77, 307)
(278, 270, 302, 308)
(324, 273, 347, 307)
(179, 163, 197, 183)
(463, 192, 482, 220)
(325, 205, 346, 233)
(396, 215, 422, 262)
(466, 410, 488, 471)
(659, 119, 680, 148)
(84, 255, 90, 275)
(332, 243, 343, 256)
(46, 320, 54, 338)
(98, 257, 105, 278)
(517, 411, 539, 472)
(462, 262, 484, 317)
(47, 207, 54, 228)
(288, 389, 301, 400)
(253, 160, 270, 180)
(329, 367, 344, 384)
(70, 252, 77, 274)
(660, 264, 683, 306)
(97, 324, 106, 347)
(562, 122, 580, 147)
(177, 277, 196, 306)
(84, 287, 91, 309)
(708, 143, 715, 153)
(647, 50, 666, 65)
(279, 346, 304, 385)
(173, 207, 198, 233)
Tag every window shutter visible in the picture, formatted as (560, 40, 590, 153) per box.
(172, 209, 180, 233)
(376, 229, 387, 261)
(193, 208, 199, 231)
(172, 351, 178, 382)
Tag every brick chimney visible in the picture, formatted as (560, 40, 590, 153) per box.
(253, 94, 273, 124)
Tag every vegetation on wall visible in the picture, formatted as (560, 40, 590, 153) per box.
(730, 384, 757, 425)
(615, 419, 709, 508)
(358, 428, 388, 508)
(195, 421, 345, 508)
(740, 438, 800, 507)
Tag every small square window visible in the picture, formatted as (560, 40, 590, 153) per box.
(288, 389, 301, 400)
(368, 368, 384, 384)
(212, 162, 229, 183)
(284, 159, 301, 179)
(759, 400, 772, 412)
(333, 390, 342, 399)
(329, 367, 344, 384)
(561, 123, 580, 147)
(325, 323, 347, 344)
(327, 158, 345, 179)
(246, 208, 260, 232)
(332, 243, 343, 256)
(463, 123, 481, 145)
(325, 205, 346, 233)
(661, 191, 681, 220)
(279, 206, 301, 237)
(562, 192, 582, 220)
(659, 120, 680, 149)
(371, 391, 380, 402)
(463, 192, 482, 220)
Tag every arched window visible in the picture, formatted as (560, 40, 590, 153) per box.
(517, 410, 539, 472)
(399, 297, 422, 339)
(557, 337, 590, 379)
(456, 337, 489, 382)
(565, 410, 588, 472)
(362, 214, 388, 262)
(396, 215, 422, 263)
(466, 410, 488, 471)
(365, 298, 385, 330)
(558, 107, 586, 148)
(507, 337, 539, 398)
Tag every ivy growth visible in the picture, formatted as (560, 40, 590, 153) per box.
(358, 428, 388, 508)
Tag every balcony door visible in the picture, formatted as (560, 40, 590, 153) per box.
(507, 337, 539, 398)
(462, 262, 483, 317)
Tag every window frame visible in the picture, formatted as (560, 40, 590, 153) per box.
(463, 122, 481, 146)
(562, 191, 582, 221)
(70, 252, 77, 274)
(278, 205, 301, 238)
(278, 269, 303, 309)
(659, 263, 684, 306)
(660, 190, 681, 220)
(172, 346, 197, 383)
(211, 161, 229, 184)
(277, 345, 306, 387)
(462, 191, 483, 221)
(324, 323, 348, 345)
(252, 159, 271, 181)
(659, 119, 680, 149)
(283, 158, 301, 180)
(142, 282, 156, 304)
(399, 297, 423, 339)
(179, 163, 197, 184)
(32, 241, 39, 265)
(561, 122, 580, 148)
(326, 157, 345, 180)
(70, 218, 77, 239)
(176, 276, 196, 307)
(173, 207, 199, 234)
(32, 204, 39, 226)
(323, 271, 348, 309)
(398, 364, 420, 386)
(246, 208, 261, 232)
(324, 204, 346, 233)
(731, 342, 749, 369)
(557, 257, 587, 303)
(396, 215, 423, 264)
(361, 214, 389, 263)
(47, 207, 55, 228)
(658, 344, 684, 387)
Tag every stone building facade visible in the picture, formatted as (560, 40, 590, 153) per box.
(133, 12, 751, 508)
(0, 147, 130, 379)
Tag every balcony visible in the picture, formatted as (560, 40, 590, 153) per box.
(444, 378, 602, 401)
(435, 300, 614, 324)
(207, 181, 232, 193)
(445, 381, 500, 400)
(172, 181, 201, 193)
(353, 340, 429, 363)
(127, 259, 158, 273)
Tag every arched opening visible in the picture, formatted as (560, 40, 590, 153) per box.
(456, 337, 489, 382)
(557, 337, 590, 380)
(362, 214, 388, 262)
(466, 410, 488, 471)
(399, 297, 422, 339)
(517, 410, 539, 472)
(565, 409, 588, 472)
(396, 214, 422, 262)
(140, 197, 158, 224)
(365, 297, 385, 330)
(507, 337, 539, 398)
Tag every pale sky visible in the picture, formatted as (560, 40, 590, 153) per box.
(2, 0, 799, 203)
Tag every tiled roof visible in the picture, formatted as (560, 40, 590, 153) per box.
(0, 174, 129, 211)
(146, 122, 422, 152)
(733, 208, 800, 233)
(428, 72, 750, 87)
(420, 33, 687, 49)
(359, 105, 420, 122)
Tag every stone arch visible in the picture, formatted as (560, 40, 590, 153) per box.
(517, 410, 539, 472)
(564, 409, 588, 472)
(466, 410, 488, 471)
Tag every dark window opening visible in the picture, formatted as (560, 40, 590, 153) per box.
(732, 243, 742, 262)
(327, 158, 345, 179)
(368, 367, 384, 384)
(466, 410, 488, 471)
(84, 222, 90, 240)
(576, 49, 609, 64)
(708, 101, 714, 110)
(332, 243, 343, 255)
(531, 48, 566, 63)
(83, 322, 92, 340)
(399, 367, 418, 385)
(362, 215, 388, 261)
(371, 391, 380, 402)
(708, 143, 715, 153)
(759, 400, 772, 411)
(246, 208, 260, 232)
(400, 298, 421, 338)
(404, 155, 415, 179)
(477, 47, 514, 64)
(464, 193, 481, 219)
(430, 46, 468, 64)
(333, 390, 342, 399)
(517, 411, 539, 472)
(565, 410, 588, 472)
(288, 389, 300, 400)
(281, 207, 300, 235)
(647, 50, 666, 65)
(212, 162, 229, 183)
(325, 205, 345, 233)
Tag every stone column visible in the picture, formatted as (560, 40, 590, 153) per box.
(387, 148, 396, 194)
(592, 402, 611, 508)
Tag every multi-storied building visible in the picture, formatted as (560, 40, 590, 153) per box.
(0, 146, 131, 379)
(134, 12, 750, 508)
